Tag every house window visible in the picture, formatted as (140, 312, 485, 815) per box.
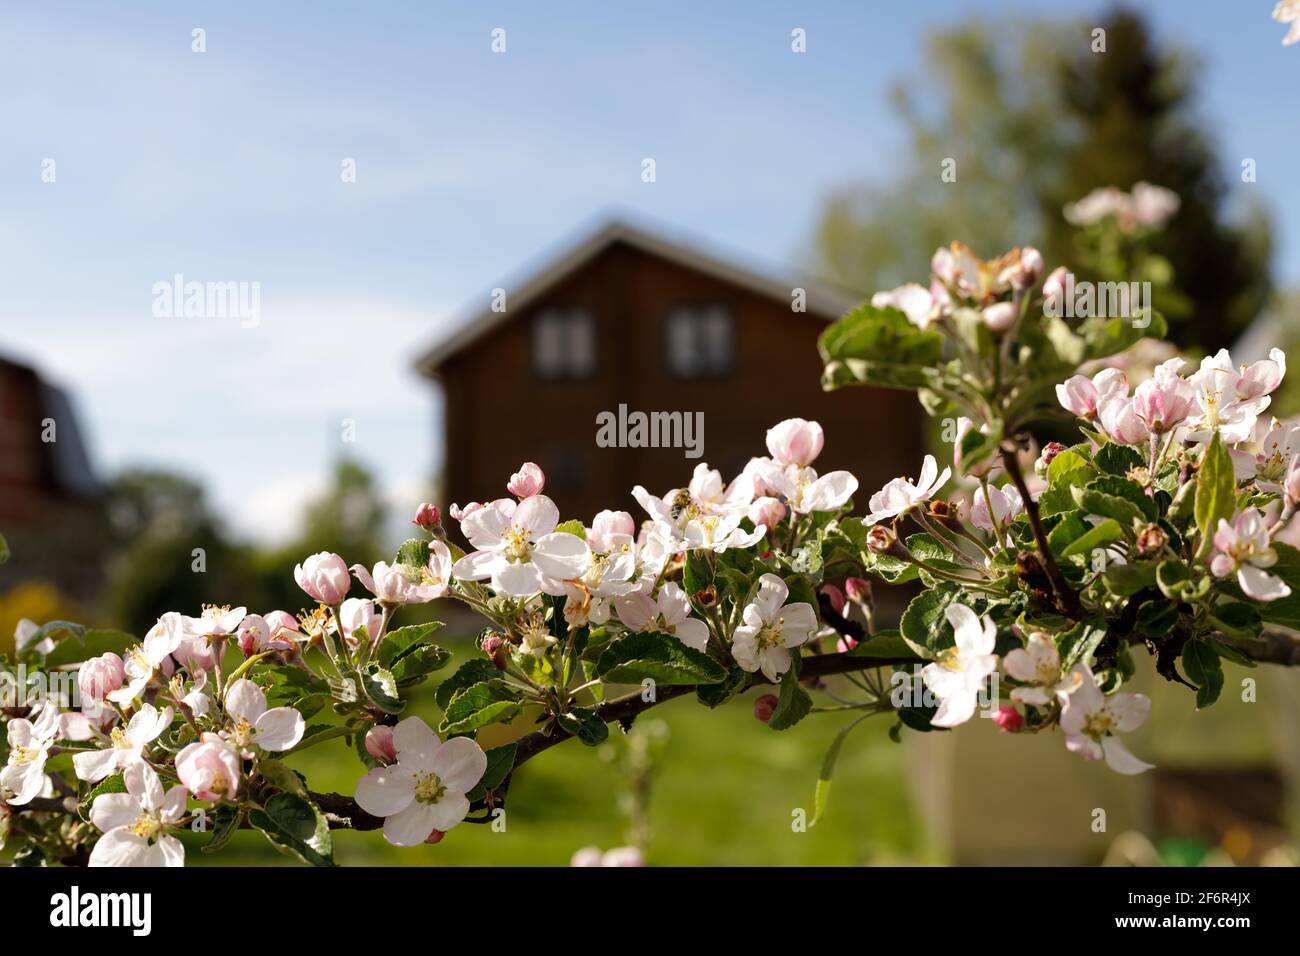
(533, 309, 596, 380)
(665, 305, 733, 379)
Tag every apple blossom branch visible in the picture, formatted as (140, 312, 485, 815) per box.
(308, 649, 922, 832)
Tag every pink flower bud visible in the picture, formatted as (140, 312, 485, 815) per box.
(982, 301, 1018, 334)
(1042, 266, 1069, 311)
(412, 502, 442, 532)
(836, 635, 859, 653)
(747, 496, 786, 529)
(844, 577, 872, 605)
(866, 525, 896, 554)
(1286, 455, 1300, 509)
(1015, 247, 1044, 289)
(1036, 441, 1066, 478)
(78, 652, 125, 703)
(364, 725, 397, 764)
(993, 705, 1024, 733)
(819, 583, 845, 616)
(753, 693, 780, 723)
(765, 418, 825, 468)
(481, 633, 509, 670)
(425, 829, 446, 845)
(293, 551, 351, 605)
(506, 462, 545, 498)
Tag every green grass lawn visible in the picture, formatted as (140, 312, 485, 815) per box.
(193, 650, 930, 866)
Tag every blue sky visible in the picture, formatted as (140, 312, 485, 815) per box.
(3, 0, 1297, 544)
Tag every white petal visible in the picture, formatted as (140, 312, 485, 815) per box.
(354, 765, 417, 817)
(531, 533, 592, 580)
(254, 707, 305, 751)
(1238, 564, 1291, 601)
(494, 561, 545, 597)
(91, 793, 140, 833)
(73, 748, 121, 783)
(673, 618, 710, 652)
(430, 736, 487, 794)
(513, 494, 560, 536)
(751, 573, 789, 621)
(383, 800, 439, 846)
(1106, 692, 1150, 733)
(426, 791, 472, 832)
(1101, 737, 1154, 775)
(224, 678, 268, 723)
(89, 829, 160, 867)
(392, 716, 441, 770)
(451, 549, 504, 581)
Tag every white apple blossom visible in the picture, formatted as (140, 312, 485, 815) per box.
(1002, 632, 1072, 706)
(89, 762, 188, 867)
(352, 540, 452, 605)
(0, 702, 61, 805)
(109, 612, 185, 707)
(760, 462, 858, 516)
(451, 494, 591, 598)
(920, 604, 998, 728)
(1275, 1, 1300, 46)
(863, 455, 951, 524)
(970, 483, 1024, 532)
(14, 618, 54, 656)
(1210, 510, 1292, 602)
(614, 582, 710, 651)
(1059, 665, 1153, 775)
(73, 703, 173, 783)
(353, 716, 487, 846)
(221, 678, 306, 757)
(1231, 416, 1300, 491)
(871, 283, 941, 330)
(730, 573, 818, 681)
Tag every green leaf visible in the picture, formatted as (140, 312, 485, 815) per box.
(1194, 432, 1235, 558)
(683, 552, 714, 596)
(1059, 518, 1123, 558)
(258, 758, 309, 797)
(958, 421, 1003, 477)
(1101, 561, 1158, 596)
(594, 631, 727, 685)
(392, 644, 453, 683)
(767, 669, 812, 731)
(394, 537, 430, 569)
(359, 664, 403, 714)
(1057, 619, 1107, 670)
(248, 793, 335, 867)
(1040, 465, 1097, 517)
(1078, 310, 1167, 362)
(202, 805, 243, 855)
(556, 708, 609, 746)
(466, 743, 517, 802)
(554, 519, 586, 539)
(819, 304, 945, 392)
(1094, 442, 1144, 477)
(376, 621, 444, 668)
(435, 658, 500, 710)
(1207, 602, 1262, 640)
(810, 716, 867, 826)
(440, 680, 523, 733)
(847, 628, 914, 659)
(1046, 511, 1090, 556)
(1181, 639, 1223, 709)
(44, 628, 137, 668)
(1071, 484, 1146, 528)
(899, 583, 964, 658)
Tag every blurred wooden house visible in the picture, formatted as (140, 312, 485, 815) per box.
(0, 354, 108, 605)
(415, 219, 924, 527)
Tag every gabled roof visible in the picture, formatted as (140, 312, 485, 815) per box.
(414, 217, 860, 376)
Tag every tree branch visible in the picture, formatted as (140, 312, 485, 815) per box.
(1000, 445, 1083, 618)
(306, 650, 920, 831)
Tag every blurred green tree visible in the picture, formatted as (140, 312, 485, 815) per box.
(810, 6, 1272, 354)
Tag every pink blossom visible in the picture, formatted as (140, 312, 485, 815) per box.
(587, 509, 636, 553)
(339, 598, 382, 647)
(993, 705, 1024, 733)
(1131, 358, 1194, 434)
(1056, 368, 1128, 420)
(365, 725, 397, 764)
(1210, 510, 1292, 601)
(819, 583, 845, 616)
(747, 495, 786, 529)
(352, 542, 451, 605)
(78, 653, 125, 703)
(981, 301, 1017, 334)
(175, 733, 242, 801)
(844, 577, 872, 604)
(752, 694, 779, 723)
(1060, 665, 1153, 774)
(1096, 393, 1149, 446)
(237, 613, 298, 656)
(294, 551, 351, 605)
(506, 462, 545, 498)
(412, 502, 442, 532)
(766, 418, 825, 468)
